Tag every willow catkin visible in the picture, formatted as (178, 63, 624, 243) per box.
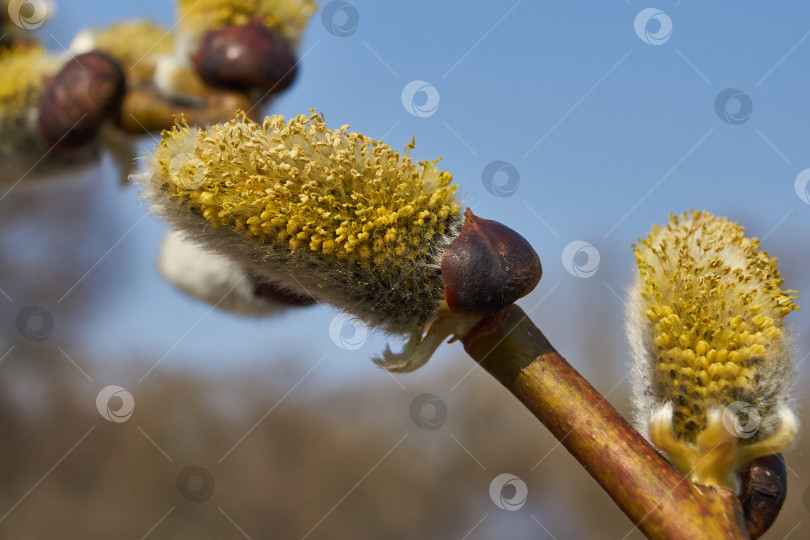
(626, 210, 799, 493)
(134, 110, 462, 336)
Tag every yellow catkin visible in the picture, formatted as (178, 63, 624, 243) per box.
(174, 0, 317, 45)
(629, 210, 799, 492)
(155, 110, 459, 267)
(137, 110, 462, 335)
(89, 21, 174, 83)
(0, 45, 55, 129)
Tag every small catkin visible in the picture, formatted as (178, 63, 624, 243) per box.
(0, 44, 57, 130)
(73, 21, 174, 83)
(158, 230, 300, 317)
(627, 210, 799, 493)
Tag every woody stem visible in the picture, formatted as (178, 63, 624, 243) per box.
(461, 304, 748, 540)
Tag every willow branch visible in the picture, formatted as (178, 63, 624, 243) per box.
(117, 87, 256, 134)
(461, 304, 749, 539)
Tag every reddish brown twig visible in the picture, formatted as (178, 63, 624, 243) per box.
(462, 305, 752, 539)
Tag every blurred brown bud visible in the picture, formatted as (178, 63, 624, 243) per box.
(442, 208, 542, 316)
(192, 19, 297, 94)
(252, 278, 316, 306)
(38, 52, 125, 149)
(739, 453, 787, 539)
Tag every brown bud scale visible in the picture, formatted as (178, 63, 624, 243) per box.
(442, 208, 542, 316)
(738, 453, 787, 539)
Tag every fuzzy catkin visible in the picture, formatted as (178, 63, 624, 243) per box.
(158, 231, 298, 316)
(71, 21, 174, 84)
(626, 210, 799, 491)
(134, 111, 462, 334)
(0, 45, 55, 130)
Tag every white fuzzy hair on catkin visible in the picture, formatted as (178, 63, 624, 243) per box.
(158, 230, 295, 317)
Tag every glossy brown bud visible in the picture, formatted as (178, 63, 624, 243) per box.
(739, 453, 787, 539)
(38, 52, 125, 149)
(192, 19, 297, 93)
(442, 208, 542, 316)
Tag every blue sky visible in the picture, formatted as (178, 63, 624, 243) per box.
(34, 0, 810, 388)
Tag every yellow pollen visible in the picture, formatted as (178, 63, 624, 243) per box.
(634, 211, 799, 440)
(153, 110, 460, 269)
